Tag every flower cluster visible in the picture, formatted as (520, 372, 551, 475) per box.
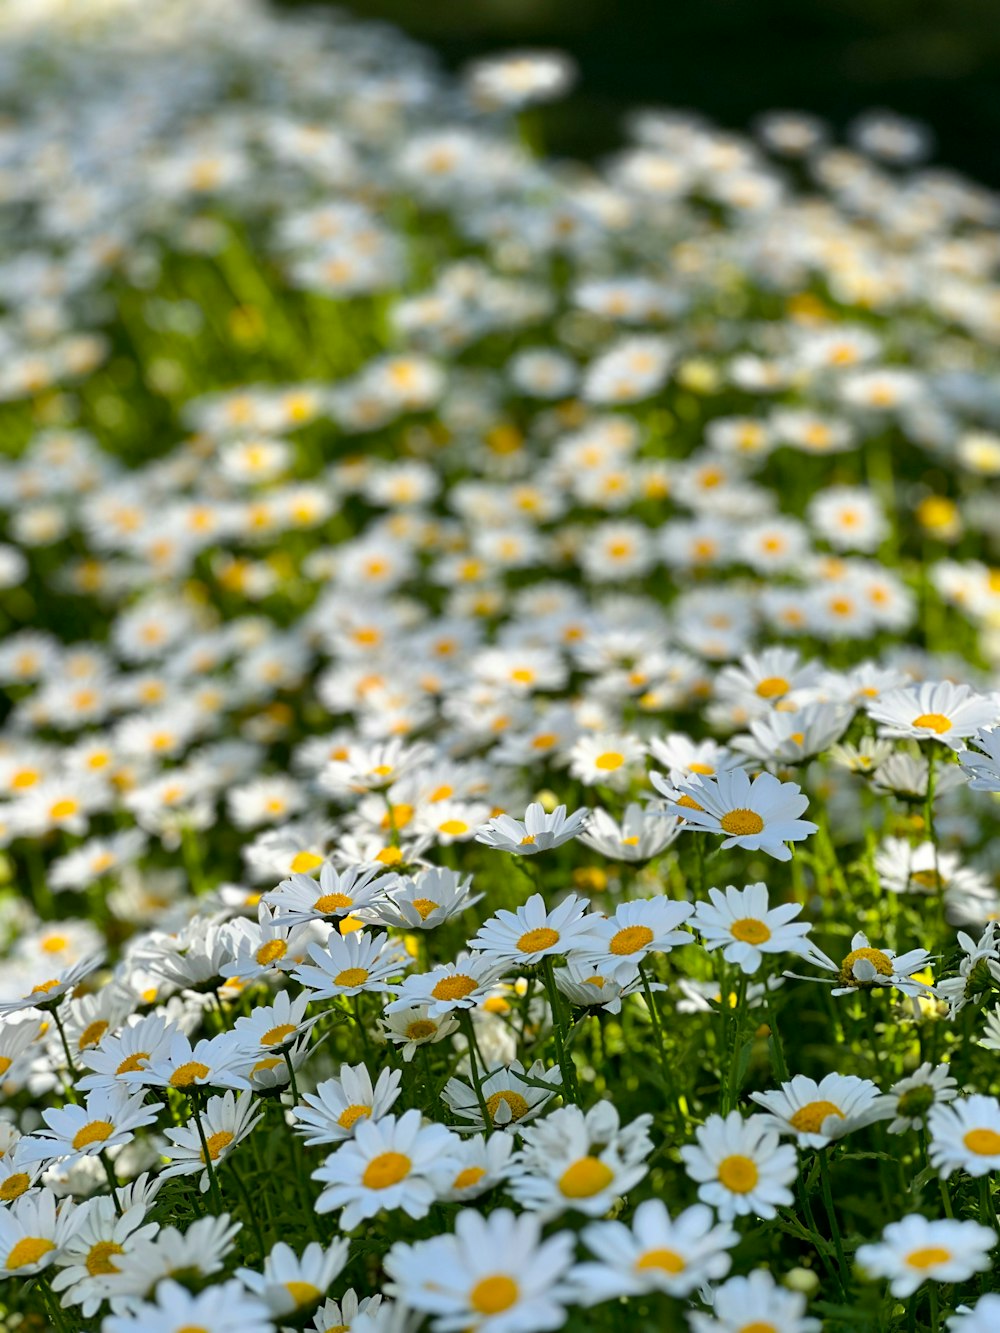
(1, 3, 1000, 1333)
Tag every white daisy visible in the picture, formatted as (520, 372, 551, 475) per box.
(573, 1199, 737, 1301)
(384, 1207, 576, 1333)
(692, 882, 823, 974)
(856, 1215, 995, 1297)
(312, 1110, 460, 1228)
(679, 1111, 797, 1220)
(749, 1072, 890, 1148)
(292, 1064, 403, 1146)
(664, 768, 817, 861)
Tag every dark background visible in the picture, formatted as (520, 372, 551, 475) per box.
(282, 0, 1000, 185)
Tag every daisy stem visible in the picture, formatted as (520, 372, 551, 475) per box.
(189, 1094, 224, 1215)
(283, 1047, 300, 1104)
(459, 1010, 493, 1131)
(180, 822, 207, 896)
(100, 1150, 123, 1216)
(50, 1003, 80, 1089)
(921, 1126, 953, 1218)
(637, 962, 668, 1079)
(352, 995, 373, 1059)
(723, 973, 748, 1113)
(980, 1175, 997, 1230)
(929, 1283, 939, 1333)
(818, 1148, 849, 1297)
(228, 1153, 268, 1261)
(924, 745, 939, 884)
(34, 1274, 68, 1333)
(542, 956, 577, 1101)
(693, 832, 707, 900)
(795, 1162, 841, 1295)
(766, 988, 788, 1082)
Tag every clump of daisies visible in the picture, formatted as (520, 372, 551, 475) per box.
(2, 4, 1000, 1332)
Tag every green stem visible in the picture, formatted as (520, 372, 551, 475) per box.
(795, 1163, 841, 1293)
(283, 1047, 301, 1104)
(459, 1011, 493, 1132)
(100, 1151, 123, 1216)
(189, 1096, 224, 1215)
(35, 1274, 69, 1333)
(818, 1149, 849, 1298)
(541, 956, 577, 1100)
(638, 961, 669, 1079)
(227, 1154, 267, 1261)
(50, 1004, 80, 1088)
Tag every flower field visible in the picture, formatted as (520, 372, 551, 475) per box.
(3, 1, 1000, 1330)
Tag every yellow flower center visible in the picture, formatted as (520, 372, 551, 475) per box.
(40, 935, 67, 954)
(290, 851, 324, 874)
(906, 1246, 951, 1270)
(839, 946, 894, 988)
(486, 1090, 530, 1123)
(201, 1130, 234, 1162)
(731, 918, 771, 944)
(963, 1129, 1000, 1156)
(28, 979, 61, 997)
(911, 712, 952, 734)
(337, 1104, 372, 1130)
(7, 1236, 55, 1269)
(717, 1154, 759, 1193)
(609, 925, 654, 955)
(635, 1248, 686, 1274)
(517, 927, 560, 953)
(688, 762, 715, 775)
(453, 1166, 487, 1190)
(116, 1051, 150, 1075)
(438, 819, 469, 837)
(470, 1275, 519, 1315)
(0, 1057, 10, 1077)
(676, 794, 704, 812)
(720, 809, 765, 836)
(911, 869, 944, 890)
(49, 799, 79, 820)
(72, 1119, 114, 1150)
(285, 1281, 321, 1308)
(314, 892, 353, 913)
(789, 1100, 844, 1134)
(559, 1155, 614, 1198)
(741, 1325, 778, 1333)
(376, 846, 404, 865)
(362, 1151, 411, 1189)
(595, 751, 625, 771)
(78, 1020, 109, 1051)
(334, 968, 369, 989)
(405, 1020, 437, 1040)
(431, 974, 477, 1001)
(260, 1023, 297, 1046)
(170, 1060, 211, 1088)
(0, 1173, 30, 1201)
(85, 1240, 124, 1276)
(756, 676, 789, 699)
(411, 898, 439, 919)
(255, 939, 288, 966)
(381, 804, 413, 831)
